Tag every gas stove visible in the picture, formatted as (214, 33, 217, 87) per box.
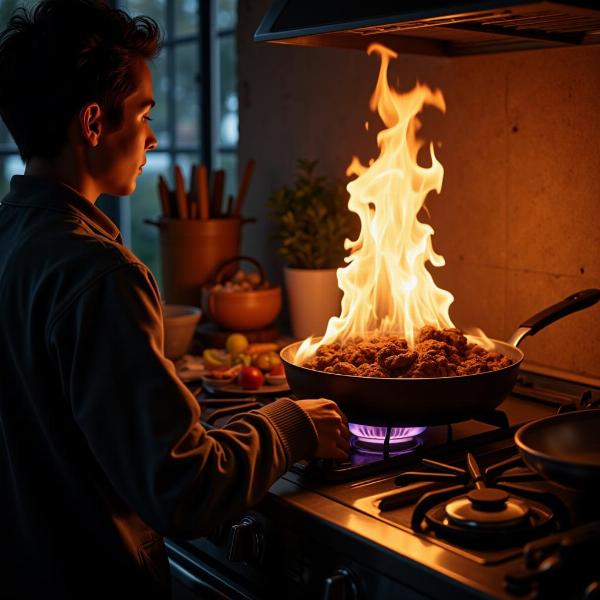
(166, 370, 600, 600)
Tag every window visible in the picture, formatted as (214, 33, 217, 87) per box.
(117, 0, 238, 290)
(0, 0, 238, 295)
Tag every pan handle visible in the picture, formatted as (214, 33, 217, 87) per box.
(508, 288, 600, 347)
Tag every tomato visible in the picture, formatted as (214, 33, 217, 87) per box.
(268, 364, 285, 377)
(238, 366, 265, 390)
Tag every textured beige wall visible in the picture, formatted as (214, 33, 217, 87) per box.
(238, 0, 600, 380)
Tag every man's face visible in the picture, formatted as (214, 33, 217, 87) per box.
(93, 59, 157, 197)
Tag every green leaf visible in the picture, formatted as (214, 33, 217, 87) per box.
(267, 158, 354, 269)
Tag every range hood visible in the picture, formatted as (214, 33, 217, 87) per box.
(254, 0, 600, 56)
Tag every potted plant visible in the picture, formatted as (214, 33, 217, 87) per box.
(268, 159, 354, 339)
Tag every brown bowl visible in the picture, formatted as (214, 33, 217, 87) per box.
(204, 255, 282, 331)
(207, 286, 282, 331)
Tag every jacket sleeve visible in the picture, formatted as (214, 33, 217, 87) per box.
(48, 262, 318, 538)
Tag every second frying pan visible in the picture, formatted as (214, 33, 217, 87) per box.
(515, 409, 600, 490)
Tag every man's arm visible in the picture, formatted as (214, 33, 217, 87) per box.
(48, 262, 318, 538)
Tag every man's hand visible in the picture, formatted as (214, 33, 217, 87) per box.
(296, 398, 352, 460)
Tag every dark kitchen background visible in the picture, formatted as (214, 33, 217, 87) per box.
(1, 0, 598, 383)
(3, 2, 600, 599)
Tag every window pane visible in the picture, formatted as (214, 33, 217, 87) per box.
(0, 155, 24, 198)
(119, 0, 166, 27)
(149, 51, 171, 147)
(216, 152, 238, 213)
(0, 121, 17, 152)
(217, 0, 236, 32)
(218, 35, 238, 147)
(174, 42, 199, 146)
(175, 0, 197, 36)
(128, 152, 172, 291)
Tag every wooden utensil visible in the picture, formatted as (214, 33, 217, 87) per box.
(197, 164, 210, 220)
(174, 165, 188, 220)
(211, 169, 225, 218)
(188, 164, 199, 220)
(157, 175, 171, 218)
(226, 194, 234, 217)
(233, 158, 255, 217)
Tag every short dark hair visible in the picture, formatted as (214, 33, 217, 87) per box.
(0, 0, 162, 161)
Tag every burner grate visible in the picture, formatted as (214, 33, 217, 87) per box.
(380, 452, 571, 548)
(506, 521, 600, 597)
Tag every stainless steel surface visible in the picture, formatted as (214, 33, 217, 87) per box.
(506, 326, 531, 347)
(255, 0, 600, 56)
(167, 372, 600, 599)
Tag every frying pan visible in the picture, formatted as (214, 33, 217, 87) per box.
(281, 289, 600, 426)
(515, 409, 600, 490)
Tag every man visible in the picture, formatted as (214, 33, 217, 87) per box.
(0, 1, 351, 598)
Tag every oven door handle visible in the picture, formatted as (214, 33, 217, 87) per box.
(166, 540, 254, 600)
(169, 558, 230, 599)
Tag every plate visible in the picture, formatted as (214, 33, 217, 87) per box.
(175, 354, 208, 382)
(265, 374, 287, 386)
(201, 375, 237, 389)
(202, 380, 291, 395)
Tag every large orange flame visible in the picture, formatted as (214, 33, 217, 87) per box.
(296, 44, 454, 363)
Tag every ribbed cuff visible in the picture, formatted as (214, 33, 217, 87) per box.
(257, 397, 318, 466)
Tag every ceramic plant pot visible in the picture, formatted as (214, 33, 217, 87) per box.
(284, 267, 342, 339)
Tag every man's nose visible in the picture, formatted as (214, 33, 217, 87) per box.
(146, 130, 158, 151)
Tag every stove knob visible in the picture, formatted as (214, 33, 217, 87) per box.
(226, 516, 264, 564)
(322, 567, 361, 600)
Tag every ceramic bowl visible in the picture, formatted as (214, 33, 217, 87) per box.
(163, 304, 202, 359)
(206, 285, 282, 331)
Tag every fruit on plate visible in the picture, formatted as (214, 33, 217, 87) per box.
(208, 269, 268, 293)
(232, 352, 252, 367)
(238, 366, 265, 390)
(202, 348, 231, 369)
(268, 364, 285, 377)
(252, 350, 281, 372)
(246, 342, 278, 355)
(207, 364, 242, 380)
(225, 333, 249, 357)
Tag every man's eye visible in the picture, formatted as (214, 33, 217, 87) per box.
(143, 115, 153, 122)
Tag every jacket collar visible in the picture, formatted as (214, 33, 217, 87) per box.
(2, 175, 121, 241)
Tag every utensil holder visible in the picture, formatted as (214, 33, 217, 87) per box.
(145, 217, 253, 306)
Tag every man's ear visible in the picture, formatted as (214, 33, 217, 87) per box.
(80, 103, 102, 147)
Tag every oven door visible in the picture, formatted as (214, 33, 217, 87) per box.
(167, 540, 257, 600)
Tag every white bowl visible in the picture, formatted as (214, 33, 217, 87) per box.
(163, 304, 202, 359)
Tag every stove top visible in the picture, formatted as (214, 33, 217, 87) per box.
(169, 370, 600, 600)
